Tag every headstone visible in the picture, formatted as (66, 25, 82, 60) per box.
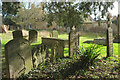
(0, 26, 2, 33)
(0, 38, 1, 79)
(67, 27, 70, 34)
(5, 38, 33, 78)
(107, 27, 113, 57)
(52, 30, 58, 37)
(29, 30, 38, 43)
(12, 30, 23, 39)
(22, 30, 29, 40)
(69, 30, 79, 57)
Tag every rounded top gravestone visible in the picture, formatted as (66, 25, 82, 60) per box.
(12, 30, 23, 39)
(29, 30, 38, 43)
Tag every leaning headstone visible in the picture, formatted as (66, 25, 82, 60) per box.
(52, 30, 58, 37)
(69, 30, 79, 57)
(106, 27, 113, 57)
(29, 30, 38, 43)
(12, 30, 23, 39)
(5, 38, 33, 78)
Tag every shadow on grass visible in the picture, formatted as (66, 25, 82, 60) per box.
(58, 59, 88, 79)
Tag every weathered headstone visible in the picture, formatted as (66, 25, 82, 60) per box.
(22, 30, 29, 40)
(29, 30, 38, 43)
(106, 27, 113, 57)
(0, 38, 1, 79)
(69, 30, 79, 57)
(5, 38, 33, 78)
(12, 30, 23, 39)
(67, 27, 70, 34)
(52, 30, 58, 38)
(0, 26, 2, 33)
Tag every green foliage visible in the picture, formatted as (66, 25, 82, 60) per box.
(79, 45, 102, 68)
(2, 2, 21, 25)
(45, 2, 114, 28)
(12, 2, 46, 28)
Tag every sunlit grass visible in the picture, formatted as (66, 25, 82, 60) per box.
(0, 31, 119, 58)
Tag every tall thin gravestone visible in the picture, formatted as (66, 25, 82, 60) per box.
(0, 26, 2, 33)
(5, 38, 33, 78)
(12, 30, 23, 39)
(107, 27, 113, 57)
(0, 38, 1, 79)
(69, 30, 79, 57)
(29, 30, 38, 43)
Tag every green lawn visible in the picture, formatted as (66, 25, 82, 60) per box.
(0, 31, 119, 58)
(1, 30, 119, 79)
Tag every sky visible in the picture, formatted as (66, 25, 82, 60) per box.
(90, 1, 118, 20)
(108, 1, 118, 16)
(0, 1, 118, 18)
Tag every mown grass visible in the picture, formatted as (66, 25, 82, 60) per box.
(0, 31, 119, 58)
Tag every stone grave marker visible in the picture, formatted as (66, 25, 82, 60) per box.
(0, 38, 1, 52)
(0, 26, 2, 33)
(67, 27, 70, 34)
(12, 30, 23, 39)
(29, 30, 38, 43)
(106, 27, 113, 57)
(0, 38, 1, 79)
(52, 30, 58, 37)
(5, 38, 33, 78)
(69, 30, 79, 57)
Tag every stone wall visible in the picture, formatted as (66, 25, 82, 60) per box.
(78, 22, 117, 34)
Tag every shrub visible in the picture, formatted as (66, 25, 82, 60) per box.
(78, 45, 102, 68)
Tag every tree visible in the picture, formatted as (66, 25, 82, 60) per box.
(2, 2, 21, 25)
(11, 2, 46, 29)
(44, 2, 114, 29)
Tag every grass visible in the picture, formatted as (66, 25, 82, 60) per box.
(0, 30, 119, 58)
(1, 30, 119, 79)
